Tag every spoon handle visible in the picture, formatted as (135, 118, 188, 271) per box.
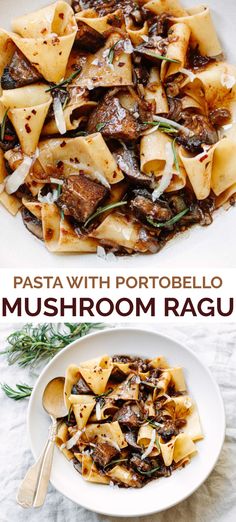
(33, 419, 57, 507)
(16, 418, 57, 508)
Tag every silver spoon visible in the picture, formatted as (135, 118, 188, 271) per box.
(17, 376, 67, 508)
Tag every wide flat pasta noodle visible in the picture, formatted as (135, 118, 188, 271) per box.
(90, 213, 147, 252)
(41, 203, 98, 253)
(109, 374, 139, 400)
(0, 84, 52, 155)
(173, 6, 222, 57)
(10, 1, 77, 82)
(0, 29, 15, 78)
(75, 9, 126, 34)
(69, 395, 96, 429)
(140, 130, 186, 191)
(82, 454, 110, 484)
(82, 421, 127, 449)
(76, 34, 133, 89)
(37, 134, 123, 185)
(55, 422, 74, 460)
(0, 149, 22, 215)
(161, 23, 190, 81)
(144, 0, 187, 17)
(144, 68, 169, 114)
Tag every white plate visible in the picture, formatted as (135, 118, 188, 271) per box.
(28, 327, 225, 517)
(1, 0, 236, 268)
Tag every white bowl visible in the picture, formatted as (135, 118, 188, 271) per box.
(1, 0, 236, 268)
(28, 328, 225, 517)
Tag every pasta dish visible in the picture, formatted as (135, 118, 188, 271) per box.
(56, 353, 203, 488)
(0, 0, 236, 255)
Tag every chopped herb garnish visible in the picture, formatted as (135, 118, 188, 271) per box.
(147, 208, 189, 228)
(172, 138, 181, 174)
(108, 39, 123, 64)
(84, 201, 128, 228)
(57, 184, 62, 197)
(137, 466, 160, 476)
(0, 108, 9, 141)
(45, 68, 82, 93)
(96, 122, 107, 132)
(1, 382, 33, 400)
(60, 209, 65, 220)
(136, 49, 180, 64)
(104, 458, 128, 469)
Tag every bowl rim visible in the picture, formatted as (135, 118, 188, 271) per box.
(27, 327, 226, 517)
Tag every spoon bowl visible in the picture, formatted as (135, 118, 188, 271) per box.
(42, 377, 67, 419)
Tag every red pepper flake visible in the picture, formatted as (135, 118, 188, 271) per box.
(25, 124, 31, 134)
(26, 115, 31, 121)
(59, 12, 64, 19)
(4, 135, 14, 141)
(60, 140, 66, 148)
(41, 28, 47, 34)
(118, 62, 125, 67)
(199, 154, 208, 163)
(31, 109, 37, 115)
(59, 51, 62, 56)
(57, 160, 63, 168)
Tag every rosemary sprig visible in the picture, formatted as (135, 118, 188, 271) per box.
(84, 201, 128, 227)
(137, 466, 160, 475)
(172, 138, 181, 174)
(0, 108, 9, 141)
(1, 323, 103, 368)
(108, 39, 123, 64)
(45, 69, 82, 93)
(136, 48, 180, 64)
(1, 383, 33, 401)
(96, 122, 107, 132)
(147, 208, 189, 228)
(143, 121, 178, 135)
(94, 388, 113, 401)
(104, 458, 128, 469)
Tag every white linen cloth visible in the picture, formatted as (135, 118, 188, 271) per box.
(0, 323, 236, 522)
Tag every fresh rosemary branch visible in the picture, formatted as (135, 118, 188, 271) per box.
(1, 383, 33, 401)
(2, 323, 103, 368)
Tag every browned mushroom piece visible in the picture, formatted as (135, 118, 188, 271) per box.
(113, 402, 144, 428)
(1, 50, 42, 90)
(87, 92, 141, 140)
(131, 195, 172, 224)
(92, 442, 119, 467)
(57, 174, 108, 223)
(75, 20, 106, 52)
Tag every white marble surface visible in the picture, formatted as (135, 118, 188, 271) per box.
(0, 323, 236, 522)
